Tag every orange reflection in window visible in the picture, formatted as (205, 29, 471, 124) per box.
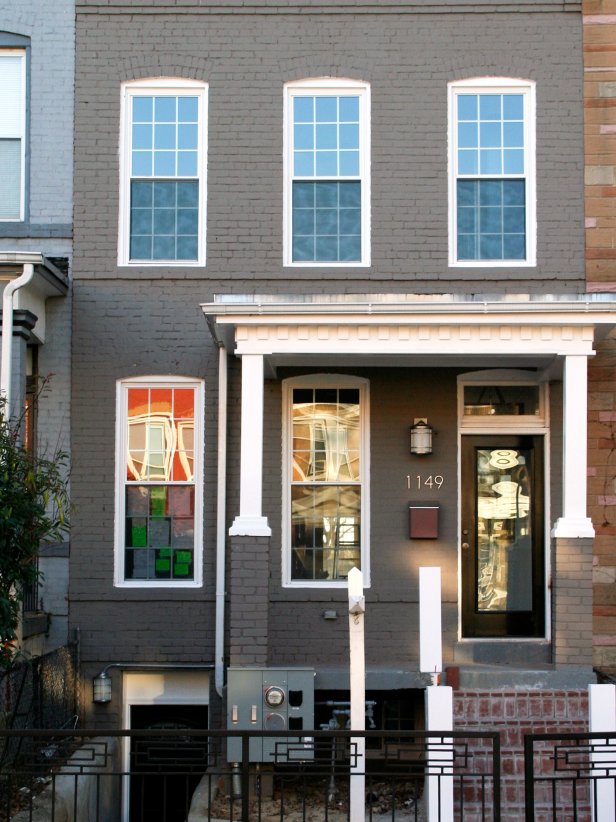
(174, 388, 195, 419)
(150, 388, 173, 414)
(128, 388, 149, 419)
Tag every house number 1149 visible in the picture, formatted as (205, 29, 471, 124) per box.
(407, 474, 444, 490)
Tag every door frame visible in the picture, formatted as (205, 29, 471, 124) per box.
(121, 672, 210, 822)
(457, 369, 551, 643)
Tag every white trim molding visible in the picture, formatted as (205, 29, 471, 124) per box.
(448, 77, 536, 267)
(281, 373, 370, 588)
(114, 375, 205, 587)
(118, 77, 208, 267)
(283, 77, 371, 267)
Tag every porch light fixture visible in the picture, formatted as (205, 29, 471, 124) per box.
(410, 418, 433, 455)
(92, 671, 112, 704)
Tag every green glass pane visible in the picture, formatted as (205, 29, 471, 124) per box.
(174, 563, 190, 576)
(155, 559, 171, 572)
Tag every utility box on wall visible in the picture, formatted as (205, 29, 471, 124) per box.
(227, 667, 315, 762)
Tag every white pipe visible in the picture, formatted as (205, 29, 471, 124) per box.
(1, 263, 34, 419)
(215, 343, 228, 697)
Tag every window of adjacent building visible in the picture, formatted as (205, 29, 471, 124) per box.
(119, 79, 207, 266)
(0, 49, 26, 221)
(284, 79, 371, 266)
(282, 375, 370, 587)
(449, 78, 536, 266)
(115, 377, 204, 586)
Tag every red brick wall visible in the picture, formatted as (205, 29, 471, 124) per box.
(454, 689, 589, 818)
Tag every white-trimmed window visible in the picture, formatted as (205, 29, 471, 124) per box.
(282, 375, 370, 587)
(115, 377, 204, 586)
(449, 78, 536, 266)
(119, 78, 207, 266)
(284, 79, 371, 266)
(0, 49, 26, 221)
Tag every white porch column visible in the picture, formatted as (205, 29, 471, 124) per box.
(552, 354, 595, 539)
(229, 353, 271, 536)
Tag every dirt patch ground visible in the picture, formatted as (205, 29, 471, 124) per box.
(207, 778, 424, 821)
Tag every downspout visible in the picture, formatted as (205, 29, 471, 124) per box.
(205, 316, 229, 699)
(215, 343, 228, 697)
(1, 263, 34, 419)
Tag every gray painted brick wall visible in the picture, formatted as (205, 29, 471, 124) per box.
(72, 1, 586, 685)
(74, 3, 584, 291)
(0, 0, 74, 231)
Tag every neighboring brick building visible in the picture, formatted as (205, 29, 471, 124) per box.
(583, 1, 616, 672)
(71, 0, 614, 818)
(0, 0, 73, 655)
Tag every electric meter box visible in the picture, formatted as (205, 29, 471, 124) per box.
(227, 667, 315, 762)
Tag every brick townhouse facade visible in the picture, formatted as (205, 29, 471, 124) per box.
(0, 0, 73, 656)
(67, 0, 616, 817)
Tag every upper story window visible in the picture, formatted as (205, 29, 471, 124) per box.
(0, 49, 26, 221)
(284, 79, 371, 267)
(119, 78, 207, 266)
(449, 78, 536, 267)
(282, 375, 370, 587)
(115, 377, 204, 587)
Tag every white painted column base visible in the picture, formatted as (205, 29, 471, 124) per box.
(424, 686, 454, 822)
(589, 683, 616, 822)
(551, 517, 595, 539)
(229, 516, 271, 537)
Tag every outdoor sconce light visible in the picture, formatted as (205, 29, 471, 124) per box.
(92, 670, 112, 704)
(410, 418, 433, 455)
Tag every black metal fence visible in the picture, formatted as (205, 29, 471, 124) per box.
(0, 728, 500, 821)
(524, 732, 616, 821)
(0, 643, 79, 743)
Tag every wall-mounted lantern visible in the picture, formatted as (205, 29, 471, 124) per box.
(92, 670, 112, 704)
(410, 418, 434, 455)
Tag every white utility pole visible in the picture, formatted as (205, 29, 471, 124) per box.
(348, 566, 366, 822)
(420, 567, 454, 822)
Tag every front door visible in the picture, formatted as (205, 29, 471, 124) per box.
(461, 435, 545, 638)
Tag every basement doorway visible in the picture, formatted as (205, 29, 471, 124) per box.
(122, 672, 210, 822)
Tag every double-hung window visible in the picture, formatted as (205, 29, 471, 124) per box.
(115, 377, 204, 586)
(449, 78, 535, 266)
(0, 49, 26, 221)
(283, 375, 370, 587)
(119, 79, 207, 265)
(284, 79, 370, 266)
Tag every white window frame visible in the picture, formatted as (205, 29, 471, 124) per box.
(283, 78, 371, 267)
(282, 374, 370, 588)
(114, 375, 204, 588)
(0, 49, 26, 222)
(118, 78, 208, 267)
(458, 369, 547, 431)
(448, 77, 536, 267)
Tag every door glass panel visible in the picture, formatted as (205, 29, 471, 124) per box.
(475, 447, 532, 612)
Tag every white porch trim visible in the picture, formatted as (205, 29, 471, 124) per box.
(229, 353, 271, 536)
(203, 294, 616, 540)
(552, 354, 594, 538)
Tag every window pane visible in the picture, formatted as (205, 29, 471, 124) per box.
(292, 181, 361, 262)
(130, 181, 199, 261)
(291, 485, 360, 581)
(0, 139, 22, 219)
(457, 180, 526, 261)
(464, 385, 540, 417)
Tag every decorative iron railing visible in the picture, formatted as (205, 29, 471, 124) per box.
(524, 731, 616, 821)
(0, 728, 500, 821)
